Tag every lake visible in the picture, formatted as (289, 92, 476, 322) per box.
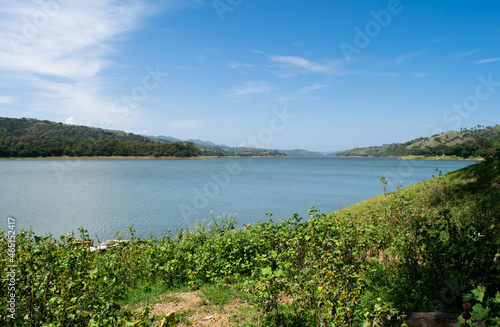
(0, 157, 477, 240)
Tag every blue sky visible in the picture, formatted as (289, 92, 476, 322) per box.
(0, 0, 499, 152)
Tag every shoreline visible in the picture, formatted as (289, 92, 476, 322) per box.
(0, 155, 219, 161)
(0, 155, 483, 161)
(399, 155, 483, 161)
(336, 155, 482, 161)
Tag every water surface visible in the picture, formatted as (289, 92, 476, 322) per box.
(0, 157, 476, 240)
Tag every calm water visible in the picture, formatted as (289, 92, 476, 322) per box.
(0, 157, 476, 240)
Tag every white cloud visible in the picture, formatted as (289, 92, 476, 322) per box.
(227, 62, 254, 69)
(412, 72, 431, 77)
(395, 51, 425, 64)
(153, 28, 171, 33)
(225, 81, 273, 99)
(269, 55, 340, 75)
(168, 120, 202, 130)
(276, 95, 298, 103)
(431, 37, 445, 44)
(456, 49, 480, 58)
(475, 58, 500, 64)
(0, 96, 16, 103)
(300, 83, 327, 94)
(65, 117, 77, 125)
(0, 0, 157, 125)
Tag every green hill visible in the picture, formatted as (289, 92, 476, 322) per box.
(335, 125, 500, 159)
(0, 117, 201, 158)
(0, 117, 163, 142)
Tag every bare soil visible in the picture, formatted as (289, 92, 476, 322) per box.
(140, 291, 254, 327)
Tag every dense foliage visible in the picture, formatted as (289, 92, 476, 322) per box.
(1, 159, 499, 326)
(0, 117, 201, 158)
(0, 136, 201, 158)
(0, 117, 153, 142)
(337, 125, 500, 159)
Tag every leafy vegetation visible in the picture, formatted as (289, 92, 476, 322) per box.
(0, 117, 201, 158)
(1, 159, 499, 326)
(336, 125, 500, 159)
(0, 117, 155, 142)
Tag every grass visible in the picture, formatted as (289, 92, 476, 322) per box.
(200, 284, 252, 308)
(120, 284, 191, 310)
(122, 283, 259, 327)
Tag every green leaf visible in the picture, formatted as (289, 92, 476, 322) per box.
(471, 303, 490, 320)
(471, 286, 486, 302)
(261, 267, 272, 275)
(493, 292, 500, 304)
(274, 269, 285, 277)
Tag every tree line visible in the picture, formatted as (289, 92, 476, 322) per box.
(0, 136, 201, 158)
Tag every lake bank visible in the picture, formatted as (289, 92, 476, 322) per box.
(0, 155, 218, 161)
(399, 155, 483, 161)
(336, 155, 483, 161)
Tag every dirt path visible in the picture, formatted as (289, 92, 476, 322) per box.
(142, 291, 254, 327)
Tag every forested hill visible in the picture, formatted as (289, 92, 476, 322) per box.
(0, 117, 201, 158)
(335, 125, 500, 159)
(0, 117, 156, 141)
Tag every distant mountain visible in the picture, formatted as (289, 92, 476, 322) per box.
(148, 135, 285, 157)
(152, 135, 181, 143)
(336, 125, 500, 159)
(151, 135, 218, 147)
(282, 149, 325, 157)
(149, 135, 333, 158)
(186, 139, 219, 147)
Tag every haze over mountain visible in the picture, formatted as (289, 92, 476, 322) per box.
(149, 134, 325, 157)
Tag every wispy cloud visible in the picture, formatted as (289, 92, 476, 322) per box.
(448, 49, 481, 59)
(300, 83, 328, 94)
(475, 57, 500, 64)
(412, 72, 431, 77)
(396, 51, 425, 64)
(276, 95, 298, 104)
(0, 0, 157, 125)
(269, 55, 340, 75)
(431, 37, 445, 44)
(224, 81, 274, 99)
(153, 28, 171, 33)
(168, 120, 202, 130)
(227, 62, 254, 69)
(0, 96, 16, 103)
